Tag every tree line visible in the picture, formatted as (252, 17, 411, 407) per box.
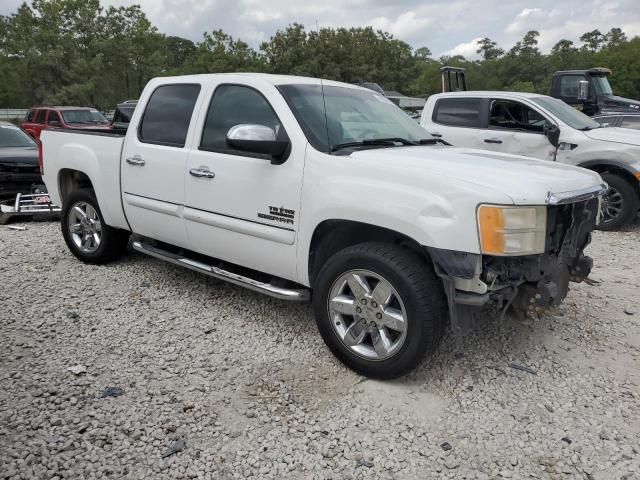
(1, 0, 639, 110)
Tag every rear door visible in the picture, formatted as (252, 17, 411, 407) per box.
(427, 97, 487, 148)
(482, 98, 556, 160)
(183, 79, 305, 281)
(120, 82, 203, 247)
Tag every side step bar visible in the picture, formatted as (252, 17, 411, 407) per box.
(131, 241, 310, 302)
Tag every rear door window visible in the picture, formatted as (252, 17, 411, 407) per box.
(35, 110, 47, 124)
(433, 98, 484, 128)
(139, 84, 201, 147)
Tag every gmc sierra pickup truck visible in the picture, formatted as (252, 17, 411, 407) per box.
(42, 73, 605, 379)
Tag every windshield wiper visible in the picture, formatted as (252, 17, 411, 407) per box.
(331, 137, 421, 152)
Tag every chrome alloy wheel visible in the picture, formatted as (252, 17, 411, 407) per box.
(600, 186, 624, 225)
(328, 269, 407, 361)
(68, 201, 102, 254)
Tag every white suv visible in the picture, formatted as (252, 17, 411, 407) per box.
(421, 91, 640, 229)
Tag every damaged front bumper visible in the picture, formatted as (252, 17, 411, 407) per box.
(0, 191, 61, 224)
(429, 195, 601, 345)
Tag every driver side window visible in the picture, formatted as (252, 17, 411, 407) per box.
(489, 99, 547, 133)
(200, 85, 284, 156)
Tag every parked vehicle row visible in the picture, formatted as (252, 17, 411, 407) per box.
(41, 73, 605, 379)
(421, 90, 640, 230)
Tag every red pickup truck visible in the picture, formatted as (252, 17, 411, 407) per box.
(21, 106, 111, 139)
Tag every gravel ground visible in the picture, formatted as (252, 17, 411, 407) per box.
(1, 220, 639, 480)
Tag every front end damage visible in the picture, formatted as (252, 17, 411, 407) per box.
(429, 193, 602, 346)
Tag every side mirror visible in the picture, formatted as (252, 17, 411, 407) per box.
(545, 123, 561, 147)
(226, 124, 289, 164)
(578, 80, 589, 101)
(49, 120, 61, 128)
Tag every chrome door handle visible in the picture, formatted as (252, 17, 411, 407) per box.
(189, 167, 215, 179)
(126, 155, 145, 166)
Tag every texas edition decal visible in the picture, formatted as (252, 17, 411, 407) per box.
(258, 206, 295, 225)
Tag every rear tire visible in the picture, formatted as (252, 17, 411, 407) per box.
(313, 242, 447, 379)
(61, 189, 129, 264)
(597, 173, 639, 231)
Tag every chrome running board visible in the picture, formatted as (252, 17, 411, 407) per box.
(132, 241, 310, 302)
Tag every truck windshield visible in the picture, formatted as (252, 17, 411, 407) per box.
(62, 110, 109, 125)
(0, 125, 36, 148)
(532, 97, 601, 131)
(591, 76, 613, 95)
(278, 84, 433, 152)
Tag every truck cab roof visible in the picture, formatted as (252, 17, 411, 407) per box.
(431, 91, 545, 100)
(553, 67, 612, 76)
(146, 72, 369, 91)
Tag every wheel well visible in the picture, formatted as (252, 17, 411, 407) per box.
(582, 163, 640, 195)
(58, 169, 94, 204)
(308, 220, 428, 285)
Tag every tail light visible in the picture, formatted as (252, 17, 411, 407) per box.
(37, 138, 43, 175)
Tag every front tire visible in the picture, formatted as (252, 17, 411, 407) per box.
(598, 173, 639, 231)
(61, 189, 129, 264)
(313, 242, 447, 379)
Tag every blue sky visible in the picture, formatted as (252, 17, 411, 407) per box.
(2, 0, 640, 58)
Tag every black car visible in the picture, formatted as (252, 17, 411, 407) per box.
(593, 114, 640, 131)
(112, 100, 138, 130)
(0, 121, 43, 199)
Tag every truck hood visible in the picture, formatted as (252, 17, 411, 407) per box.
(0, 146, 38, 166)
(350, 146, 603, 205)
(583, 126, 640, 146)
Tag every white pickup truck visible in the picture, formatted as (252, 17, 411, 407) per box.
(421, 91, 640, 230)
(42, 73, 605, 378)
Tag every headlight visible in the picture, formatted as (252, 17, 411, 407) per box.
(477, 205, 546, 255)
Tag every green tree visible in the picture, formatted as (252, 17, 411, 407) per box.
(580, 29, 605, 52)
(604, 27, 627, 48)
(476, 37, 504, 60)
(182, 30, 262, 74)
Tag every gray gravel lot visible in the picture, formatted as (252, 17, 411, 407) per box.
(1, 221, 639, 480)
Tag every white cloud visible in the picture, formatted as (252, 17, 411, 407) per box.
(1, 0, 639, 58)
(440, 37, 483, 59)
(505, 8, 545, 34)
(369, 11, 431, 38)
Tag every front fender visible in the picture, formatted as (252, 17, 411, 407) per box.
(295, 149, 513, 286)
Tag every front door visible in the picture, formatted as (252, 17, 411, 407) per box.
(482, 98, 557, 161)
(121, 83, 203, 247)
(184, 80, 305, 282)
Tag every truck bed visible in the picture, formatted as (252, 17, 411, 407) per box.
(41, 128, 130, 230)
